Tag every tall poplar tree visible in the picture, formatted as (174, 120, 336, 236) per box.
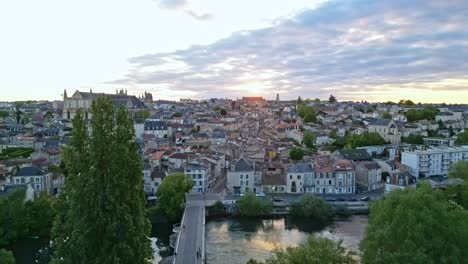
(51, 97, 151, 264)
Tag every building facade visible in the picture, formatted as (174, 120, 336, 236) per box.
(401, 146, 468, 177)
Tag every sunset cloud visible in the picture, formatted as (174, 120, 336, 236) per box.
(113, 0, 468, 102)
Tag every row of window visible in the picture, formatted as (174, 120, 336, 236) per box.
(14, 177, 42, 184)
(240, 174, 249, 179)
(240, 180, 249, 186)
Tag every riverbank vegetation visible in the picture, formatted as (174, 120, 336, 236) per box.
(245, 236, 356, 264)
(0, 189, 55, 264)
(237, 191, 273, 217)
(153, 173, 194, 223)
(361, 182, 468, 263)
(290, 194, 332, 223)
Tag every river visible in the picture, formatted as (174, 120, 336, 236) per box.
(13, 216, 367, 264)
(206, 215, 368, 264)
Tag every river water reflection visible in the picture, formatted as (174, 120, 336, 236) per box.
(206, 215, 368, 264)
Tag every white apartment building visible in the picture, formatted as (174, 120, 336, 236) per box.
(401, 146, 468, 178)
(184, 161, 210, 193)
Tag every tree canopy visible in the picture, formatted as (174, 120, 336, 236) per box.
(404, 107, 439, 122)
(172, 112, 182, 118)
(448, 160, 468, 181)
(156, 173, 194, 222)
(246, 236, 356, 264)
(328, 94, 337, 103)
(0, 249, 15, 264)
(402, 134, 424, 145)
(303, 131, 316, 149)
(0, 111, 9, 119)
(290, 195, 331, 223)
(0, 189, 54, 248)
(361, 183, 468, 264)
(382, 112, 392, 119)
(220, 108, 227, 116)
(133, 110, 150, 119)
(289, 147, 304, 161)
(237, 191, 273, 217)
(297, 104, 317, 123)
(398, 99, 415, 106)
(345, 132, 386, 148)
(456, 130, 468, 145)
(51, 97, 152, 264)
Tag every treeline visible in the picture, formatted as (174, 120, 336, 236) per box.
(404, 107, 439, 122)
(331, 132, 386, 150)
(0, 190, 55, 262)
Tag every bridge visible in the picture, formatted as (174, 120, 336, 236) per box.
(172, 193, 224, 264)
(171, 193, 370, 264)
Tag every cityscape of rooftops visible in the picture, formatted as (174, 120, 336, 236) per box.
(1, 1, 468, 264)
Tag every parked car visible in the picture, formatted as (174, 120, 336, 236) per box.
(348, 198, 358, 201)
(337, 197, 346, 201)
(256, 192, 266, 197)
(360, 196, 370, 201)
(325, 197, 337, 202)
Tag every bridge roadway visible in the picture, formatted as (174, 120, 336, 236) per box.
(173, 193, 223, 264)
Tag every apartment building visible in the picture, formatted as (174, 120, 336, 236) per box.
(303, 156, 356, 194)
(401, 146, 468, 177)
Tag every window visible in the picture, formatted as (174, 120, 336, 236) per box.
(328, 180, 332, 185)
(316, 180, 320, 185)
(297, 175, 301, 180)
(245, 174, 249, 179)
(240, 174, 243, 179)
(289, 175, 292, 179)
(246, 180, 249, 186)
(21, 178, 25, 183)
(280, 187, 285, 191)
(240, 180, 243, 185)
(36, 177, 40, 183)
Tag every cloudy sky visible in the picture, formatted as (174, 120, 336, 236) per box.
(1, 0, 468, 103)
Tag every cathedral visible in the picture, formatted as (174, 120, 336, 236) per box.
(62, 89, 151, 120)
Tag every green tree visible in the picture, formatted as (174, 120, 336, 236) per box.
(0, 189, 28, 247)
(156, 173, 194, 222)
(290, 195, 331, 223)
(237, 191, 273, 217)
(398, 99, 414, 106)
(209, 200, 226, 216)
(303, 112, 316, 123)
(220, 109, 227, 116)
(303, 132, 316, 149)
(0, 111, 9, 119)
(51, 97, 152, 264)
(289, 147, 304, 161)
(456, 130, 468, 145)
(0, 249, 15, 264)
(246, 236, 356, 264)
(328, 94, 337, 103)
(361, 183, 468, 264)
(402, 134, 424, 144)
(405, 107, 439, 122)
(134, 110, 150, 119)
(24, 193, 54, 238)
(382, 112, 391, 119)
(448, 160, 468, 181)
(345, 132, 386, 148)
(172, 112, 182, 118)
(213, 106, 220, 111)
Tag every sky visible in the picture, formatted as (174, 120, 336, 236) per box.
(1, 0, 468, 103)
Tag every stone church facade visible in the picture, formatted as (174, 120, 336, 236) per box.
(62, 89, 151, 120)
